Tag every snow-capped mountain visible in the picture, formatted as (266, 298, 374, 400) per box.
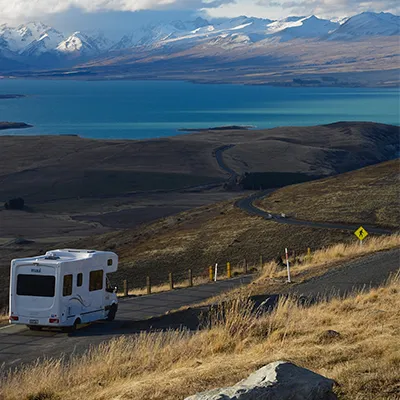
(0, 22, 62, 53)
(0, 11, 398, 70)
(57, 32, 91, 55)
(56, 31, 111, 57)
(20, 27, 65, 57)
(329, 12, 400, 40)
(267, 15, 339, 41)
(111, 17, 212, 50)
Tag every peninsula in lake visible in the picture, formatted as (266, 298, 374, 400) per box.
(0, 122, 32, 130)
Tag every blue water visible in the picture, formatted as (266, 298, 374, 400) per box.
(0, 79, 399, 139)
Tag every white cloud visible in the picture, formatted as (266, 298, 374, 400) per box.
(0, 0, 398, 24)
(0, 0, 234, 24)
(257, 0, 400, 17)
(205, 0, 400, 19)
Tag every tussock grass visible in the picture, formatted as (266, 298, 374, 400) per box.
(0, 308, 9, 325)
(264, 234, 400, 283)
(257, 159, 400, 229)
(123, 267, 246, 297)
(1, 273, 399, 400)
(199, 234, 400, 304)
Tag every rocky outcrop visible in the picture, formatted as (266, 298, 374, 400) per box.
(185, 361, 337, 400)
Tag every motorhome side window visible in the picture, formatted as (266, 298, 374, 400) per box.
(77, 273, 83, 287)
(89, 270, 103, 291)
(63, 274, 73, 296)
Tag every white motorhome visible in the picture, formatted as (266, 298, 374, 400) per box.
(9, 249, 119, 331)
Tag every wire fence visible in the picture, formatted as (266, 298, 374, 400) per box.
(115, 258, 263, 297)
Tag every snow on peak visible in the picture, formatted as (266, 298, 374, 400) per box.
(267, 15, 339, 40)
(56, 31, 99, 55)
(329, 11, 400, 40)
(1, 12, 399, 61)
(0, 22, 64, 54)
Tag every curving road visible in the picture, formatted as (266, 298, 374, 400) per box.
(214, 145, 393, 235)
(236, 191, 393, 235)
(1, 249, 399, 369)
(0, 146, 396, 370)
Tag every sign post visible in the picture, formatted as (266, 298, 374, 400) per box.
(285, 248, 291, 283)
(354, 226, 368, 246)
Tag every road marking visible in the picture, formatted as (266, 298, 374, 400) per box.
(0, 325, 14, 331)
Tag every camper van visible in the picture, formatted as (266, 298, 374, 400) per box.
(9, 249, 119, 331)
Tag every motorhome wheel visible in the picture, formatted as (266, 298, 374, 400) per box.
(107, 304, 118, 321)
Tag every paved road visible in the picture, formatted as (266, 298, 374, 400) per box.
(214, 145, 237, 179)
(0, 275, 253, 369)
(236, 191, 393, 234)
(213, 145, 393, 235)
(286, 248, 400, 298)
(0, 149, 397, 369)
(1, 249, 399, 369)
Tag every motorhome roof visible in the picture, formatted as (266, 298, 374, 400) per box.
(13, 249, 115, 265)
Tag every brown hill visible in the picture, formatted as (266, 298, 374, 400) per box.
(257, 159, 400, 229)
(66, 159, 400, 293)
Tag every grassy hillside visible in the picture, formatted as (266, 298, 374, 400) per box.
(1, 159, 398, 307)
(0, 135, 225, 204)
(257, 159, 400, 229)
(69, 160, 399, 289)
(1, 122, 396, 266)
(1, 122, 398, 206)
(221, 122, 399, 177)
(2, 272, 399, 400)
(69, 202, 351, 290)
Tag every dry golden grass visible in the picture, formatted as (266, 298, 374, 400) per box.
(257, 159, 400, 229)
(76, 202, 351, 294)
(261, 234, 400, 283)
(196, 234, 400, 305)
(1, 273, 399, 400)
(122, 266, 246, 297)
(0, 311, 8, 325)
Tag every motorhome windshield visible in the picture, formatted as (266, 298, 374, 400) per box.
(17, 274, 56, 297)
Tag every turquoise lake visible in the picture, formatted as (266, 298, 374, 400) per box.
(0, 79, 399, 139)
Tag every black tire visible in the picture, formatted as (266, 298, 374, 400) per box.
(65, 318, 80, 333)
(27, 325, 42, 331)
(107, 304, 118, 321)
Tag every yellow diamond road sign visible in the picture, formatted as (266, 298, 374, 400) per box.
(354, 226, 368, 241)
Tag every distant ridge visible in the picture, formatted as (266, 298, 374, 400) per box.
(0, 12, 398, 68)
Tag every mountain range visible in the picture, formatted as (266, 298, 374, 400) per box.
(0, 12, 399, 86)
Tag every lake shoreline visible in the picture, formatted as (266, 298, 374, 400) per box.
(0, 80, 398, 139)
(0, 122, 32, 131)
(0, 94, 26, 99)
(2, 75, 400, 89)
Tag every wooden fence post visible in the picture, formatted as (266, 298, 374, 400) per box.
(188, 269, 193, 287)
(123, 279, 128, 297)
(244, 259, 248, 274)
(146, 276, 151, 295)
(169, 272, 174, 290)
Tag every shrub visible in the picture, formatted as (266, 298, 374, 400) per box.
(4, 197, 24, 210)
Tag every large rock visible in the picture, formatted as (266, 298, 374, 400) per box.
(185, 361, 337, 400)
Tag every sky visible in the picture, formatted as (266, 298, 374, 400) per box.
(0, 0, 398, 33)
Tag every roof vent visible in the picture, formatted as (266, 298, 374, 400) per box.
(45, 252, 60, 260)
